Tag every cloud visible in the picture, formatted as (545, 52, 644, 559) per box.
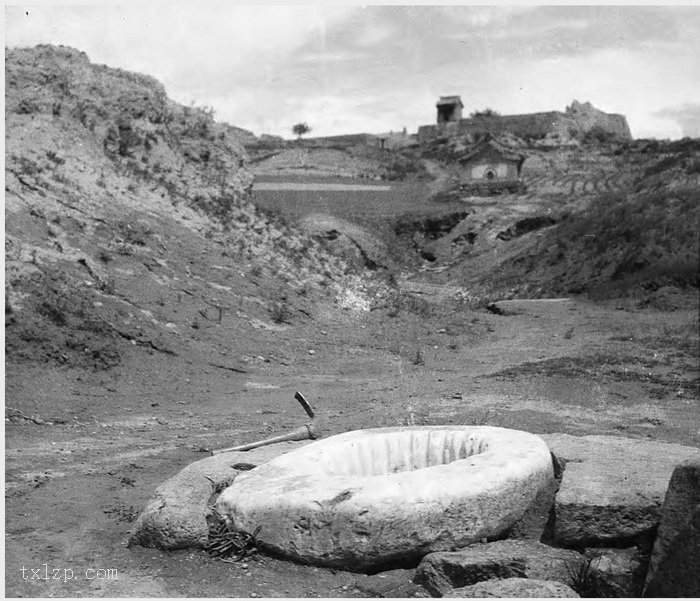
(5, 5, 699, 139)
(354, 21, 395, 48)
(4, 6, 357, 87)
(297, 51, 365, 65)
(654, 104, 700, 138)
(437, 6, 691, 62)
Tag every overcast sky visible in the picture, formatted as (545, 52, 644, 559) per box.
(5, 4, 700, 139)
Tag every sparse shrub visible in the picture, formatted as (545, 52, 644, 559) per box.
(268, 300, 292, 324)
(119, 221, 152, 246)
(98, 278, 116, 295)
(73, 100, 92, 127)
(37, 300, 67, 326)
(17, 98, 40, 114)
(192, 192, 238, 223)
(116, 243, 133, 256)
(686, 159, 700, 174)
(470, 108, 500, 118)
(381, 152, 429, 181)
(412, 346, 424, 365)
(51, 171, 68, 184)
(46, 150, 65, 165)
(117, 118, 137, 157)
(567, 557, 598, 597)
(387, 303, 400, 318)
(582, 125, 618, 145)
(296, 282, 311, 297)
(17, 156, 41, 176)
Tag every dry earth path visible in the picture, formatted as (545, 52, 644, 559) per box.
(6, 294, 698, 597)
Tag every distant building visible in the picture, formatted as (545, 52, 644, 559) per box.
(454, 134, 526, 194)
(436, 96, 464, 124)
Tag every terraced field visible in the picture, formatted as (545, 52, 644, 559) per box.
(521, 149, 640, 196)
(252, 176, 461, 225)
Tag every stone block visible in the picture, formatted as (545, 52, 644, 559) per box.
(644, 459, 700, 597)
(446, 577, 579, 598)
(129, 441, 310, 550)
(542, 434, 700, 546)
(414, 540, 585, 597)
(586, 547, 646, 597)
(353, 569, 427, 598)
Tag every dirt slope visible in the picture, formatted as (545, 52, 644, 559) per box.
(443, 141, 700, 301)
(5, 45, 387, 376)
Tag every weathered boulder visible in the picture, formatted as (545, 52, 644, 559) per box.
(446, 577, 579, 598)
(216, 427, 555, 570)
(644, 459, 700, 597)
(414, 540, 585, 597)
(128, 441, 310, 550)
(353, 569, 428, 598)
(542, 434, 700, 546)
(586, 547, 646, 597)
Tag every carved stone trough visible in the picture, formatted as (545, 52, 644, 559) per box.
(215, 426, 555, 570)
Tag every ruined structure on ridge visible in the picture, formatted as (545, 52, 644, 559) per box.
(418, 98, 632, 144)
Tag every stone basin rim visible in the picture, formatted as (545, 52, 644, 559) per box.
(216, 426, 556, 569)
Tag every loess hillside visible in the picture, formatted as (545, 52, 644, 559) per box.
(5, 45, 381, 373)
(426, 140, 700, 302)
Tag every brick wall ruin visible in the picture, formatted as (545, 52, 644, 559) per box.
(418, 101, 631, 144)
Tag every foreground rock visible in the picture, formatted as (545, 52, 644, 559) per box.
(586, 547, 646, 597)
(543, 434, 700, 546)
(643, 459, 700, 597)
(129, 441, 310, 550)
(216, 427, 555, 570)
(445, 577, 579, 598)
(414, 540, 585, 597)
(353, 569, 428, 598)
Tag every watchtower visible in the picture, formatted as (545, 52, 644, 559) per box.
(436, 96, 464, 124)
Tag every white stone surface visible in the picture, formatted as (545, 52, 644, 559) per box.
(129, 441, 311, 550)
(216, 426, 555, 570)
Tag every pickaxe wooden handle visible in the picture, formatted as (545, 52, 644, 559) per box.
(210, 423, 317, 455)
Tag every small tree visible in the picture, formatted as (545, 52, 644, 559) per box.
(292, 122, 311, 139)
